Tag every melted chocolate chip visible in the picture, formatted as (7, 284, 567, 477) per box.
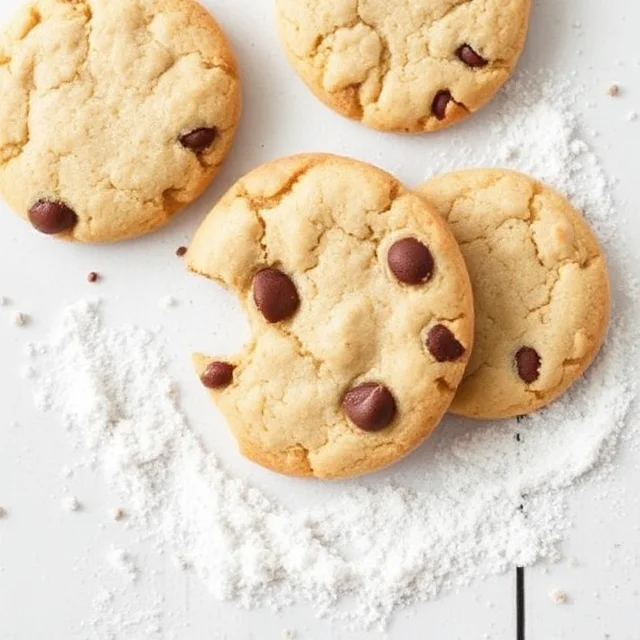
(387, 238, 434, 285)
(515, 347, 541, 383)
(179, 127, 218, 153)
(426, 324, 465, 362)
(253, 268, 300, 323)
(28, 199, 78, 235)
(342, 382, 396, 432)
(201, 361, 235, 389)
(432, 90, 452, 120)
(456, 44, 488, 68)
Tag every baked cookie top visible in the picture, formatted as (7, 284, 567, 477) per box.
(188, 154, 474, 479)
(275, 0, 530, 133)
(419, 169, 610, 420)
(0, 0, 241, 242)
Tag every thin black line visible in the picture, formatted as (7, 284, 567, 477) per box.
(516, 567, 525, 640)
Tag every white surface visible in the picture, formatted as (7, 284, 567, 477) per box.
(0, 0, 639, 638)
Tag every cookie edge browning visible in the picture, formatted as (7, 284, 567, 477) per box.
(1, 0, 242, 244)
(274, 0, 532, 134)
(189, 154, 475, 479)
(417, 168, 611, 420)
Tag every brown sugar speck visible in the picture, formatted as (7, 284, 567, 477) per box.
(176, 246, 188, 257)
(87, 272, 99, 283)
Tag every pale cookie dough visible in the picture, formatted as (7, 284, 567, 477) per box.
(0, 0, 241, 242)
(276, 0, 530, 133)
(418, 169, 610, 419)
(188, 154, 474, 479)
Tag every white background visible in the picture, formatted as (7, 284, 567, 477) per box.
(1, 0, 639, 638)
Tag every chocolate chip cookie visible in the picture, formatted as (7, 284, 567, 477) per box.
(188, 154, 474, 479)
(418, 169, 611, 419)
(0, 0, 241, 242)
(275, 0, 531, 133)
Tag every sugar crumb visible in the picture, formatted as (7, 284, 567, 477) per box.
(62, 495, 81, 512)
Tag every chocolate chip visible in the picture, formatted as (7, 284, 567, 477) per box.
(87, 271, 99, 283)
(456, 44, 488, 68)
(426, 324, 465, 362)
(432, 90, 452, 120)
(201, 361, 235, 389)
(253, 268, 300, 323)
(176, 246, 187, 257)
(388, 238, 434, 284)
(342, 383, 396, 432)
(515, 347, 541, 383)
(179, 127, 218, 153)
(28, 199, 78, 235)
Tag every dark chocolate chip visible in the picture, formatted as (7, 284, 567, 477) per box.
(28, 199, 78, 235)
(176, 246, 187, 257)
(342, 382, 396, 432)
(388, 238, 434, 284)
(432, 90, 453, 120)
(426, 324, 465, 362)
(179, 127, 218, 153)
(201, 361, 235, 389)
(253, 268, 300, 323)
(515, 347, 541, 383)
(456, 44, 488, 68)
(87, 271, 99, 283)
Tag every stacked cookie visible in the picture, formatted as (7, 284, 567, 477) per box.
(190, 157, 610, 479)
(0, 1, 610, 480)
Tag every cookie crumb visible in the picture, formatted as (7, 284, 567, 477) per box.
(627, 111, 638, 122)
(0, 296, 8, 306)
(62, 495, 81, 512)
(176, 246, 187, 257)
(607, 84, 620, 97)
(0, 506, 7, 518)
(87, 271, 99, 283)
(112, 507, 125, 521)
(549, 588, 568, 604)
(282, 630, 296, 640)
(13, 312, 28, 326)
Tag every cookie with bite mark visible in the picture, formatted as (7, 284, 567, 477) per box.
(188, 154, 474, 479)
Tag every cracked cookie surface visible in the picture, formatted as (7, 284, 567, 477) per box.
(188, 154, 474, 479)
(0, 0, 241, 242)
(275, 0, 530, 133)
(419, 169, 610, 419)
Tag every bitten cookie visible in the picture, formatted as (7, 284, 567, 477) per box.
(188, 154, 474, 479)
(0, 0, 241, 242)
(275, 0, 530, 133)
(418, 169, 610, 419)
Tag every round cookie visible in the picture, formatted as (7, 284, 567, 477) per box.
(275, 0, 530, 133)
(418, 169, 610, 420)
(0, 0, 241, 242)
(188, 154, 474, 479)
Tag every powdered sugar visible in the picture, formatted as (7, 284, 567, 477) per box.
(25, 71, 638, 630)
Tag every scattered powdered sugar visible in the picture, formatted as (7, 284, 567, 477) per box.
(25, 70, 638, 630)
